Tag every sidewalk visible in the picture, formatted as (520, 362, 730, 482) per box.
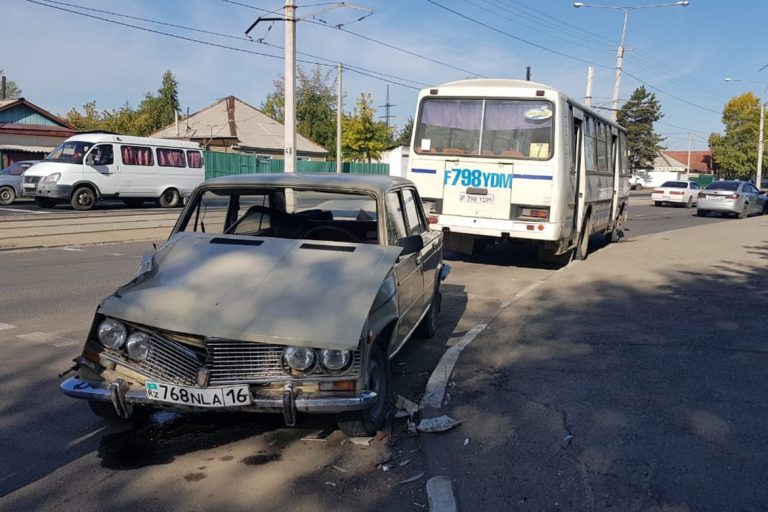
(425, 215, 768, 511)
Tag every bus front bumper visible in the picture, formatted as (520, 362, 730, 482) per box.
(36, 182, 72, 200)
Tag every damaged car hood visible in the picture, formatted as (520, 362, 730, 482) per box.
(100, 232, 402, 350)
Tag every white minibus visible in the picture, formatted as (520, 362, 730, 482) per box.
(23, 133, 205, 210)
(406, 79, 630, 261)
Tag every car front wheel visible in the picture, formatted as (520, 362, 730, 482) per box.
(0, 186, 15, 205)
(337, 344, 391, 437)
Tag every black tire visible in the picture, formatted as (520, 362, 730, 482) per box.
(654, 201, 662, 206)
(0, 186, 15, 205)
(415, 288, 441, 339)
(635, 184, 643, 190)
(337, 344, 391, 437)
(34, 197, 57, 208)
(685, 197, 693, 208)
(158, 188, 180, 208)
(71, 186, 96, 211)
(574, 214, 591, 261)
(122, 198, 145, 208)
(697, 209, 707, 217)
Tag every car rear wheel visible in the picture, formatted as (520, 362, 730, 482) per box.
(697, 209, 707, 217)
(738, 203, 748, 219)
(685, 197, 693, 208)
(416, 287, 441, 339)
(654, 201, 662, 206)
(0, 186, 15, 205)
(337, 344, 391, 437)
(158, 188, 180, 208)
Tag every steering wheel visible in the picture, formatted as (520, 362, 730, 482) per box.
(302, 225, 359, 243)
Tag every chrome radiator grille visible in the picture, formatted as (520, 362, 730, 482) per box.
(24, 176, 41, 186)
(207, 339, 361, 385)
(102, 334, 205, 386)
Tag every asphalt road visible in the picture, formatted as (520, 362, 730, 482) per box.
(0, 196, 757, 511)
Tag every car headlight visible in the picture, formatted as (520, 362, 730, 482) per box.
(97, 318, 127, 349)
(125, 332, 152, 361)
(318, 349, 352, 371)
(43, 172, 61, 183)
(282, 346, 315, 372)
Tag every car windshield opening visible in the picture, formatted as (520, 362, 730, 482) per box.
(660, 181, 688, 188)
(46, 141, 93, 164)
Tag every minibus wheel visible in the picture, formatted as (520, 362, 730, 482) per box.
(71, 186, 96, 211)
(158, 188, 180, 208)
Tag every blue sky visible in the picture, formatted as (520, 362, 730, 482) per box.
(3, 0, 766, 150)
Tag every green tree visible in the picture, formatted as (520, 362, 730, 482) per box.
(709, 92, 761, 179)
(395, 116, 414, 147)
(616, 86, 665, 171)
(0, 70, 22, 99)
(342, 93, 391, 162)
(262, 66, 338, 155)
(139, 70, 180, 133)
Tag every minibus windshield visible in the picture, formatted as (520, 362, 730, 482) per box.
(46, 141, 93, 164)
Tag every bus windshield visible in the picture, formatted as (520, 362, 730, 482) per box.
(414, 98, 554, 159)
(46, 141, 94, 164)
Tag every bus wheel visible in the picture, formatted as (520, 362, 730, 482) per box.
(71, 186, 96, 211)
(575, 214, 591, 261)
(158, 188, 180, 208)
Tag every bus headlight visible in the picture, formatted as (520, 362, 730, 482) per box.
(43, 172, 61, 183)
(97, 318, 127, 349)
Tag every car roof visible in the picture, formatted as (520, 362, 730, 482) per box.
(203, 172, 413, 196)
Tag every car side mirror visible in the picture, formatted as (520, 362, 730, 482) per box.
(398, 234, 424, 255)
(85, 154, 94, 166)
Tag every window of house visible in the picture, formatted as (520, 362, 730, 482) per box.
(121, 146, 154, 166)
(157, 148, 186, 168)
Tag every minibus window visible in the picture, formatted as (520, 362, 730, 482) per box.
(157, 148, 186, 168)
(187, 151, 204, 168)
(121, 146, 154, 166)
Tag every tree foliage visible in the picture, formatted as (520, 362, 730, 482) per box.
(616, 86, 665, 171)
(262, 66, 338, 155)
(709, 92, 761, 179)
(64, 70, 179, 136)
(342, 93, 391, 162)
(395, 116, 414, 147)
(0, 70, 22, 99)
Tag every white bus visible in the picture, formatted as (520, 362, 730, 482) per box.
(406, 79, 630, 261)
(23, 133, 205, 210)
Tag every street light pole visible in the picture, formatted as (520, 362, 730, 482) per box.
(724, 78, 765, 187)
(574, 2, 689, 121)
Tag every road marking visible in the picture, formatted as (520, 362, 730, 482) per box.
(426, 476, 458, 512)
(58, 246, 86, 252)
(17, 332, 80, 347)
(0, 322, 16, 331)
(67, 426, 107, 449)
(421, 279, 548, 410)
(0, 207, 48, 214)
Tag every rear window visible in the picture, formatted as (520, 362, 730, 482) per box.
(187, 150, 204, 168)
(660, 181, 687, 188)
(705, 181, 739, 191)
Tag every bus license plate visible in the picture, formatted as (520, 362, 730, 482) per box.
(459, 193, 494, 205)
(145, 381, 251, 408)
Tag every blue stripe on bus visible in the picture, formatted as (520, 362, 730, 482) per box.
(411, 168, 437, 174)
(512, 174, 553, 181)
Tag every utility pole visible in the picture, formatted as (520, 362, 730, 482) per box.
(525, 66, 531, 81)
(284, 0, 297, 173)
(379, 85, 395, 130)
(337, 62, 343, 173)
(686, 131, 692, 179)
(584, 65, 594, 107)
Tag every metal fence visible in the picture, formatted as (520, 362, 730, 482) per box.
(203, 151, 390, 180)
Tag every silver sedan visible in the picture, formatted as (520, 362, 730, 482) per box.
(697, 180, 767, 218)
(0, 160, 39, 205)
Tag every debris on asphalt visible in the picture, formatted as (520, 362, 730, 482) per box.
(301, 428, 334, 442)
(413, 502, 426, 509)
(324, 481, 337, 487)
(416, 415, 463, 433)
(562, 434, 574, 446)
(399, 458, 412, 467)
(332, 464, 348, 473)
(398, 472, 425, 485)
(347, 436, 374, 446)
(395, 394, 420, 418)
(463, 438, 470, 446)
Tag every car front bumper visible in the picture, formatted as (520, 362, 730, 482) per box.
(61, 376, 377, 425)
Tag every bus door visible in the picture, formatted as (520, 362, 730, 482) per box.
(571, 112, 587, 245)
(441, 157, 513, 220)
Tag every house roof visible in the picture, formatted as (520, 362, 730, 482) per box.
(0, 97, 77, 131)
(661, 150, 713, 172)
(151, 96, 328, 156)
(652, 152, 687, 169)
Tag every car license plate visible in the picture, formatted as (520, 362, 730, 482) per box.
(459, 193, 494, 205)
(662, 195, 669, 200)
(145, 381, 251, 407)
